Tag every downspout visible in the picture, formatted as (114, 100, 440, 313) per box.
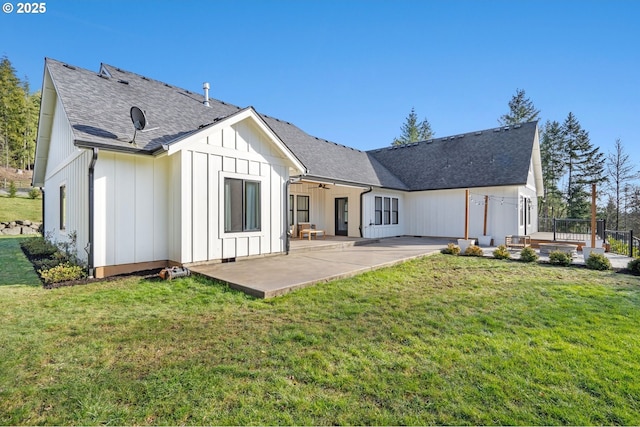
(40, 187, 45, 234)
(285, 179, 291, 254)
(87, 148, 99, 277)
(359, 187, 373, 238)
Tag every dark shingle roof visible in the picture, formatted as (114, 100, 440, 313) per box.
(46, 59, 240, 153)
(43, 58, 537, 191)
(45, 58, 406, 188)
(367, 122, 538, 191)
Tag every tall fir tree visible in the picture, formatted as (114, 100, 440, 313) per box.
(0, 56, 39, 171)
(392, 107, 434, 146)
(561, 112, 606, 218)
(498, 89, 540, 126)
(606, 138, 637, 229)
(539, 120, 566, 218)
(0, 56, 27, 170)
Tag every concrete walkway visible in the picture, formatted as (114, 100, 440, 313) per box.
(189, 237, 450, 298)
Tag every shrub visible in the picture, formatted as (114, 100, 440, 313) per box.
(21, 237, 58, 259)
(585, 252, 611, 271)
(493, 244, 511, 260)
(549, 250, 572, 266)
(33, 257, 66, 271)
(441, 243, 460, 255)
(39, 262, 86, 284)
(8, 181, 17, 198)
(628, 258, 640, 275)
(28, 188, 41, 199)
(464, 245, 484, 257)
(520, 246, 539, 263)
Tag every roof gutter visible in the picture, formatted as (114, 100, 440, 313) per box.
(87, 148, 99, 278)
(359, 187, 373, 238)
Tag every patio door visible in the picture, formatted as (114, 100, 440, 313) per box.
(335, 198, 348, 236)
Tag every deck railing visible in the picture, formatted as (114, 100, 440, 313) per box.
(538, 218, 606, 241)
(605, 230, 639, 258)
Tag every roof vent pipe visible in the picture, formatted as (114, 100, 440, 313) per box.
(203, 82, 210, 107)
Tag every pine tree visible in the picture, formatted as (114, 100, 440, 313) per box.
(606, 138, 637, 229)
(392, 107, 434, 146)
(539, 120, 566, 217)
(498, 89, 540, 126)
(561, 112, 606, 218)
(0, 56, 28, 170)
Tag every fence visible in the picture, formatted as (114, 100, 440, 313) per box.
(539, 218, 606, 242)
(605, 230, 640, 258)
(1, 180, 33, 191)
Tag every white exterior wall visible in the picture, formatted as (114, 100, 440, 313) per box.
(404, 186, 525, 244)
(41, 95, 91, 262)
(93, 152, 170, 268)
(173, 117, 293, 263)
(362, 189, 405, 238)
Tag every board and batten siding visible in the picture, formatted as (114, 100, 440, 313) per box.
(404, 186, 524, 244)
(173, 117, 293, 264)
(42, 94, 91, 262)
(92, 152, 170, 268)
(361, 190, 405, 239)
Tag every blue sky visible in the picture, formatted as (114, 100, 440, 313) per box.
(2, 0, 639, 168)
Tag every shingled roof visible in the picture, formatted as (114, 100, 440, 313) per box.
(367, 121, 540, 191)
(43, 58, 407, 189)
(41, 58, 538, 192)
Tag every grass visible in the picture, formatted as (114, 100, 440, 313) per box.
(0, 236, 41, 286)
(0, 195, 42, 222)
(1, 251, 639, 425)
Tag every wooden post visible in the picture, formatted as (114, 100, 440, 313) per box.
(591, 183, 597, 248)
(464, 189, 470, 240)
(483, 195, 489, 236)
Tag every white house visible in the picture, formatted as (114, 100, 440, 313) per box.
(33, 59, 543, 278)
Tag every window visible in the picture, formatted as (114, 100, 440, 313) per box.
(392, 198, 399, 224)
(374, 196, 399, 226)
(289, 194, 294, 226)
(59, 185, 67, 230)
(374, 197, 382, 225)
(384, 197, 391, 225)
(296, 195, 309, 223)
(527, 198, 532, 227)
(224, 178, 261, 232)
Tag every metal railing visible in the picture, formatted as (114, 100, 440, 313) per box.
(605, 230, 639, 258)
(543, 218, 606, 242)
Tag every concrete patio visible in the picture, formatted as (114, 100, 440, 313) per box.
(189, 236, 450, 298)
(188, 236, 637, 299)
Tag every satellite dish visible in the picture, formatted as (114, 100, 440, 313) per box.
(129, 106, 147, 144)
(130, 106, 147, 130)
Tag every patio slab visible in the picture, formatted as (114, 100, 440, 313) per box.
(189, 237, 450, 298)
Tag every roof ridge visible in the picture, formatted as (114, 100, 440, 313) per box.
(366, 120, 538, 153)
(99, 62, 244, 111)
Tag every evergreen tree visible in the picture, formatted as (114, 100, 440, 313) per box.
(392, 107, 434, 146)
(606, 138, 637, 229)
(561, 112, 606, 218)
(0, 56, 39, 171)
(539, 120, 566, 218)
(498, 88, 540, 125)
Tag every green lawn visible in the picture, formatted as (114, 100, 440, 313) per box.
(0, 195, 42, 222)
(1, 251, 639, 425)
(0, 236, 41, 286)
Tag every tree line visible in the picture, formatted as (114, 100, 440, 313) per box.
(393, 89, 639, 231)
(0, 56, 40, 172)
